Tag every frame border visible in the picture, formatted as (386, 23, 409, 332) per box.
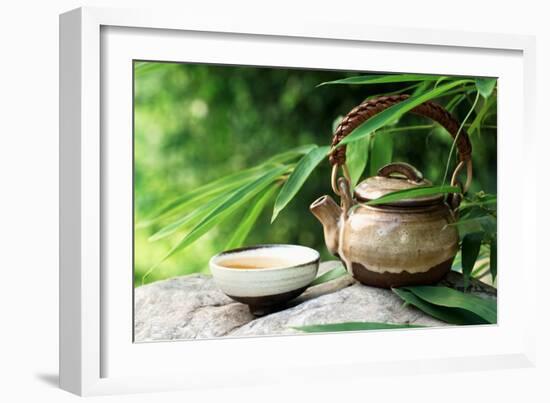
(59, 6, 537, 396)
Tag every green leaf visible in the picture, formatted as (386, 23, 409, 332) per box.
(467, 94, 495, 136)
(475, 78, 497, 99)
(318, 74, 446, 87)
(143, 166, 288, 282)
(134, 62, 173, 77)
(461, 232, 483, 288)
(490, 238, 497, 282)
(172, 165, 287, 250)
(471, 260, 489, 278)
(346, 135, 370, 186)
(433, 76, 448, 88)
(401, 286, 497, 324)
(292, 322, 425, 332)
(368, 133, 393, 176)
(148, 190, 235, 241)
(440, 90, 480, 187)
(141, 145, 313, 227)
(224, 183, 279, 249)
(309, 264, 348, 286)
(271, 146, 330, 222)
(458, 207, 491, 221)
(455, 202, 496, 240)
(138, 164, 272, 227)
(445, 87, 477, 112)
(264, 144, 318, 165)
(459, 195, 497, 210)
(451, 252, 462, 271)
(450, 215, 496, 237)
(392, 288, 488, 325)
(412, 80, 432, 96)
(335, 79, 472, 147)
(364, 185, 460, 206)
(446, 94, 466, 112)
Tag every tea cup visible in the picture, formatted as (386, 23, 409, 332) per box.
(209, 244, 320, 316)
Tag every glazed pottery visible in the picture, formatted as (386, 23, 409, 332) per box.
(209, 244, 320, 315)
(311, 95, 473, 288)
(310, 164, 459, 288)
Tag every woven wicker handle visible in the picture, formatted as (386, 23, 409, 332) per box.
(329, 94, 473, 193)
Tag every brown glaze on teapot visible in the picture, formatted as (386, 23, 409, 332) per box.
(310, 95, 473, 288)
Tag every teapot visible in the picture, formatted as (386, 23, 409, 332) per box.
(310, 95, 473, 288)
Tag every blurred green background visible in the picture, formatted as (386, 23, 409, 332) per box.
(134, 61, 497, 286)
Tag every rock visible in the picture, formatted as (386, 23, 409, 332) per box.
(134, 274, 254, 341)
(134, 261, 496, 342)
(229, 282, 445, 337)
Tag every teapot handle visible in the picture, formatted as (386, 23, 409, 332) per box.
(329, 94, 472, 194)
(377, 162, 424, 183)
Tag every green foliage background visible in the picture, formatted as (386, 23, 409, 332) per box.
(134, 62, 497, 286)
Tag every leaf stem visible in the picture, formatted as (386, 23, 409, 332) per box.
(376, 122, 495, 135)
(441, 90, 481, 188)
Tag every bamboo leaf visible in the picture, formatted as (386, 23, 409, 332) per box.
(459, 195, 497, 210)
(138, 164, 272, 227)
(335, 79, 472, 147)
(364, 185, 460, 206)
(441, 91, 480, 187)
(172, 165, 287, 251)
(134, 62, 172, 77)
(264, 144, 318, 165)
(434, 76, 447, 88)
(346, 135, 370, 186)
(392, 288, 488, 325)
(471, 259, 489, 278)
(368, 133, 393, 176)
(446, 94, 466, 112)
(467, 95, 495, 136)
(318, 74, 446, 87)
(461, 232, 483, 288)
(449, 215, 496, 237)
(412, 80, 432, 96)
(143, 166, 288, 283)
(445, 87, 477, 112)
(455, 201, 496, 240)
(292, 322, 424, 332)
(401, 286, 497, 324)
(490, 238, 497, 282)
(460, 208, 496, 221)
(309, 264, 348, 286)
(271, 146, 330, 222)
(225, 183, 279, 249)
(141, 145, 314, 227)
(148, 190, 235, 241)
(451, 252, 462, 271)
(475, 78, 497, 99)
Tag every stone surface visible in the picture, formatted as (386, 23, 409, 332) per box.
(134, 261, 496, 342)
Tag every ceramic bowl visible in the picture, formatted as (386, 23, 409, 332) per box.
(209, 244, 320, 316)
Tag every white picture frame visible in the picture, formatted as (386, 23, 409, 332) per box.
(60, 6, 537, 396)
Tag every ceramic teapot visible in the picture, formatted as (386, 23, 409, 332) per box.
(310, 95, 473, 288)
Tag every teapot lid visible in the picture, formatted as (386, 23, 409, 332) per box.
(354, 162, 444, 207)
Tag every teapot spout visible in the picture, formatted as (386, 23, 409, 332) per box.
(310, 195, 342, 255)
